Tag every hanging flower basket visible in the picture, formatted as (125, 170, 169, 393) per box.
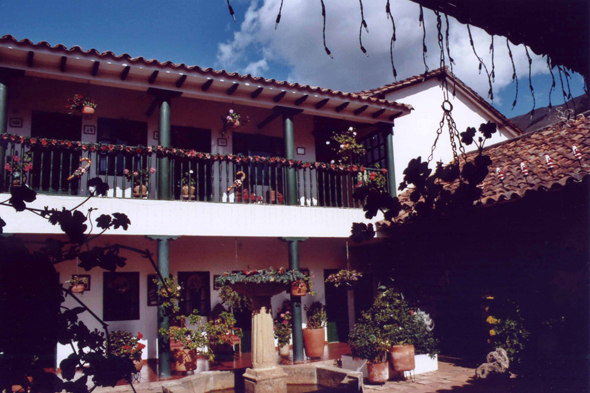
(67, 94, 97, 115)
(325, 269, 363, 288)
(221, 109, 249, 138)
(291, 280, 307, 296)
(216, 268, 316, 297)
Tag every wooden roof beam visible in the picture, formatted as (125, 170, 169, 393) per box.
(175, 74, 187, 88)
(26, 51, 34, 68)
(91, 61, 100, 77)
(145, 98, 159, 117)
(120, 66, 130, 80)
(315, 98, 330, 110)
(227, 83, 239, 96)
(251, 87, 264, 99)
(371, 108, 386, 119)
(294, 94, 308, 106)
(201, 79, 213, 91)
(148, 70, 159, 84)
(273, 91, 287, 103)
(335, 102, 350, 112)
(257, 112, 282, 130)
(60, 56, 67, 73)
(354, 105, 368, 115)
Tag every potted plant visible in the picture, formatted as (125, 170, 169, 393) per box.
(4, 152, 32, 186)
(325, 269, 363, 288)
(179, 171, 196, 200)
(124, 167, 156, 198)
(156, 277, 213, 373)
(67, 94, 97, 115)
(348, 319, 391, 383)
(303, 301, 327, 358)
(221, 108, 249, 138)
(66, 276, 87, 294)
(208, 311, 243, 358)
(108, 330, 146, 372)
(274, 301, 292, 356)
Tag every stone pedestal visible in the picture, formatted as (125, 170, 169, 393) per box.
(229, 283, 289, 393)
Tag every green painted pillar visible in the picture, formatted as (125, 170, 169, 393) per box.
(381, 124, 397, 197)
(147, 235, 180, 379)
(283, 114, 297, 205)
(282, 237, 308, 362)
(0, 79, 7, 193)
(158, 99, 171, 200)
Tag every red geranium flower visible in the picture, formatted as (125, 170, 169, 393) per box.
(137, 332, 144, 339)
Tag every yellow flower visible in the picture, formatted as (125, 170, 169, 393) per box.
(486, 316, 499, 324)
(489, 329, 497, 336)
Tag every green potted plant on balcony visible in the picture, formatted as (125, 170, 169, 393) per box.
(178, 170, 196, 200)
(67, 94, 97, 115)
(221, 108, 249, 138)
(108, 330, 146, 373)
(4, 152, 32, 187)
(124, 167, 156, 198)
(303, 301, 327, 359)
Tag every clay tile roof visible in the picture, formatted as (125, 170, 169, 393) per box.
(0, 35, 412, 113)
(377, 112, 590, 230)
(358, 67, 522, 135)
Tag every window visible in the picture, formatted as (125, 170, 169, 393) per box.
(360, 130, 387, 168)
(97, 118, 148, 176)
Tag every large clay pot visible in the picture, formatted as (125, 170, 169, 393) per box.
(174, 348, 197, 373)
(11, 174, 26, 187)
(367, 361, 389, 383)
(291, 280, 307, 296)
(11, 377, 33, 393)
(389, 344, 415, 372)
(82, 106, 95, 115)
(232, 120, 241, 129)
(133, 184, 148, 198)
(279, 344, 290, 357)
(182, 185, 196, 200)
(70, 284, 86, 294)
(303, 328, 325, 358)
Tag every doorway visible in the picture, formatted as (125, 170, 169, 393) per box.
(171, 126, 211, 201)
(324, 269, 349, 342)
(178, 272, 211, 317)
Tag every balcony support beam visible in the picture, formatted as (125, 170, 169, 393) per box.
(146, 235, 180, 379)
(0, 73, 7, 192)
(281, 237, 308, 363)
(378, 122, 397, 197)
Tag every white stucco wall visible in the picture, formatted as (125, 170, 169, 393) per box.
(384, 79, 512, 190)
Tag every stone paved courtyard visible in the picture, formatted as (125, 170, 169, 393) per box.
(363, 358, 589, 393)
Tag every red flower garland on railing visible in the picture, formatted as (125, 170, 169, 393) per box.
(1, 132, 387, 174)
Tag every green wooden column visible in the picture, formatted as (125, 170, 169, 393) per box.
(158, 99, 171, 200)
(380, 123, 397, 197)
(283, 113, 297, 205)
(282, 237, 308, 362)
(0, 76, 7, 193)
(147, 235, 180, 379)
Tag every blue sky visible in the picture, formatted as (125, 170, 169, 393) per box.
(0, 0, 585, 118)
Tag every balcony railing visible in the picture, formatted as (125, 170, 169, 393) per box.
(1, 136, 390, 208)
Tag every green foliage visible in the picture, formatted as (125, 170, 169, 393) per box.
(208, 311, 243, 346)
(325, 269, 363, 288)
(304, 301, 327, 329)
(108, 330, 145, 360)
(348, 286, 439, 363)
(486, 299, 530, 364)
(178, 171, 196, 187)
(328, 127, 366, 164)
(219, 285, 252, 312)
(216, 267, 316, 295)
(274, 301, 293, 346)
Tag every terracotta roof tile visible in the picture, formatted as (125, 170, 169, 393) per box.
(0, 35, 412, 113)
(358, 67, 522, 135)
(377, 113, 590, 230)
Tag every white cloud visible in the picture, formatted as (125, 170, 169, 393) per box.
(216, 0, 551, 104)
(243, 58, 269, 76)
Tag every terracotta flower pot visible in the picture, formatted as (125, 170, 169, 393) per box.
(367, 361, 389, 383)
(303, 327, 325, 358)
(232, 120, 241, 129)
(389, 344, 415, 372)
(279, 344, 290, 357)
(291, 280, 307, 296)
(82, 106, 95, 115)
(70, 284, 86, 294)
(174, 348, 197, 373)
(182, 185, 196, 200)
(11, 376, 33, 393)
(133, 184, 148, 198)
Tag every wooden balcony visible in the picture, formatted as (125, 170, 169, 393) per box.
(1, 135, 390, 209)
